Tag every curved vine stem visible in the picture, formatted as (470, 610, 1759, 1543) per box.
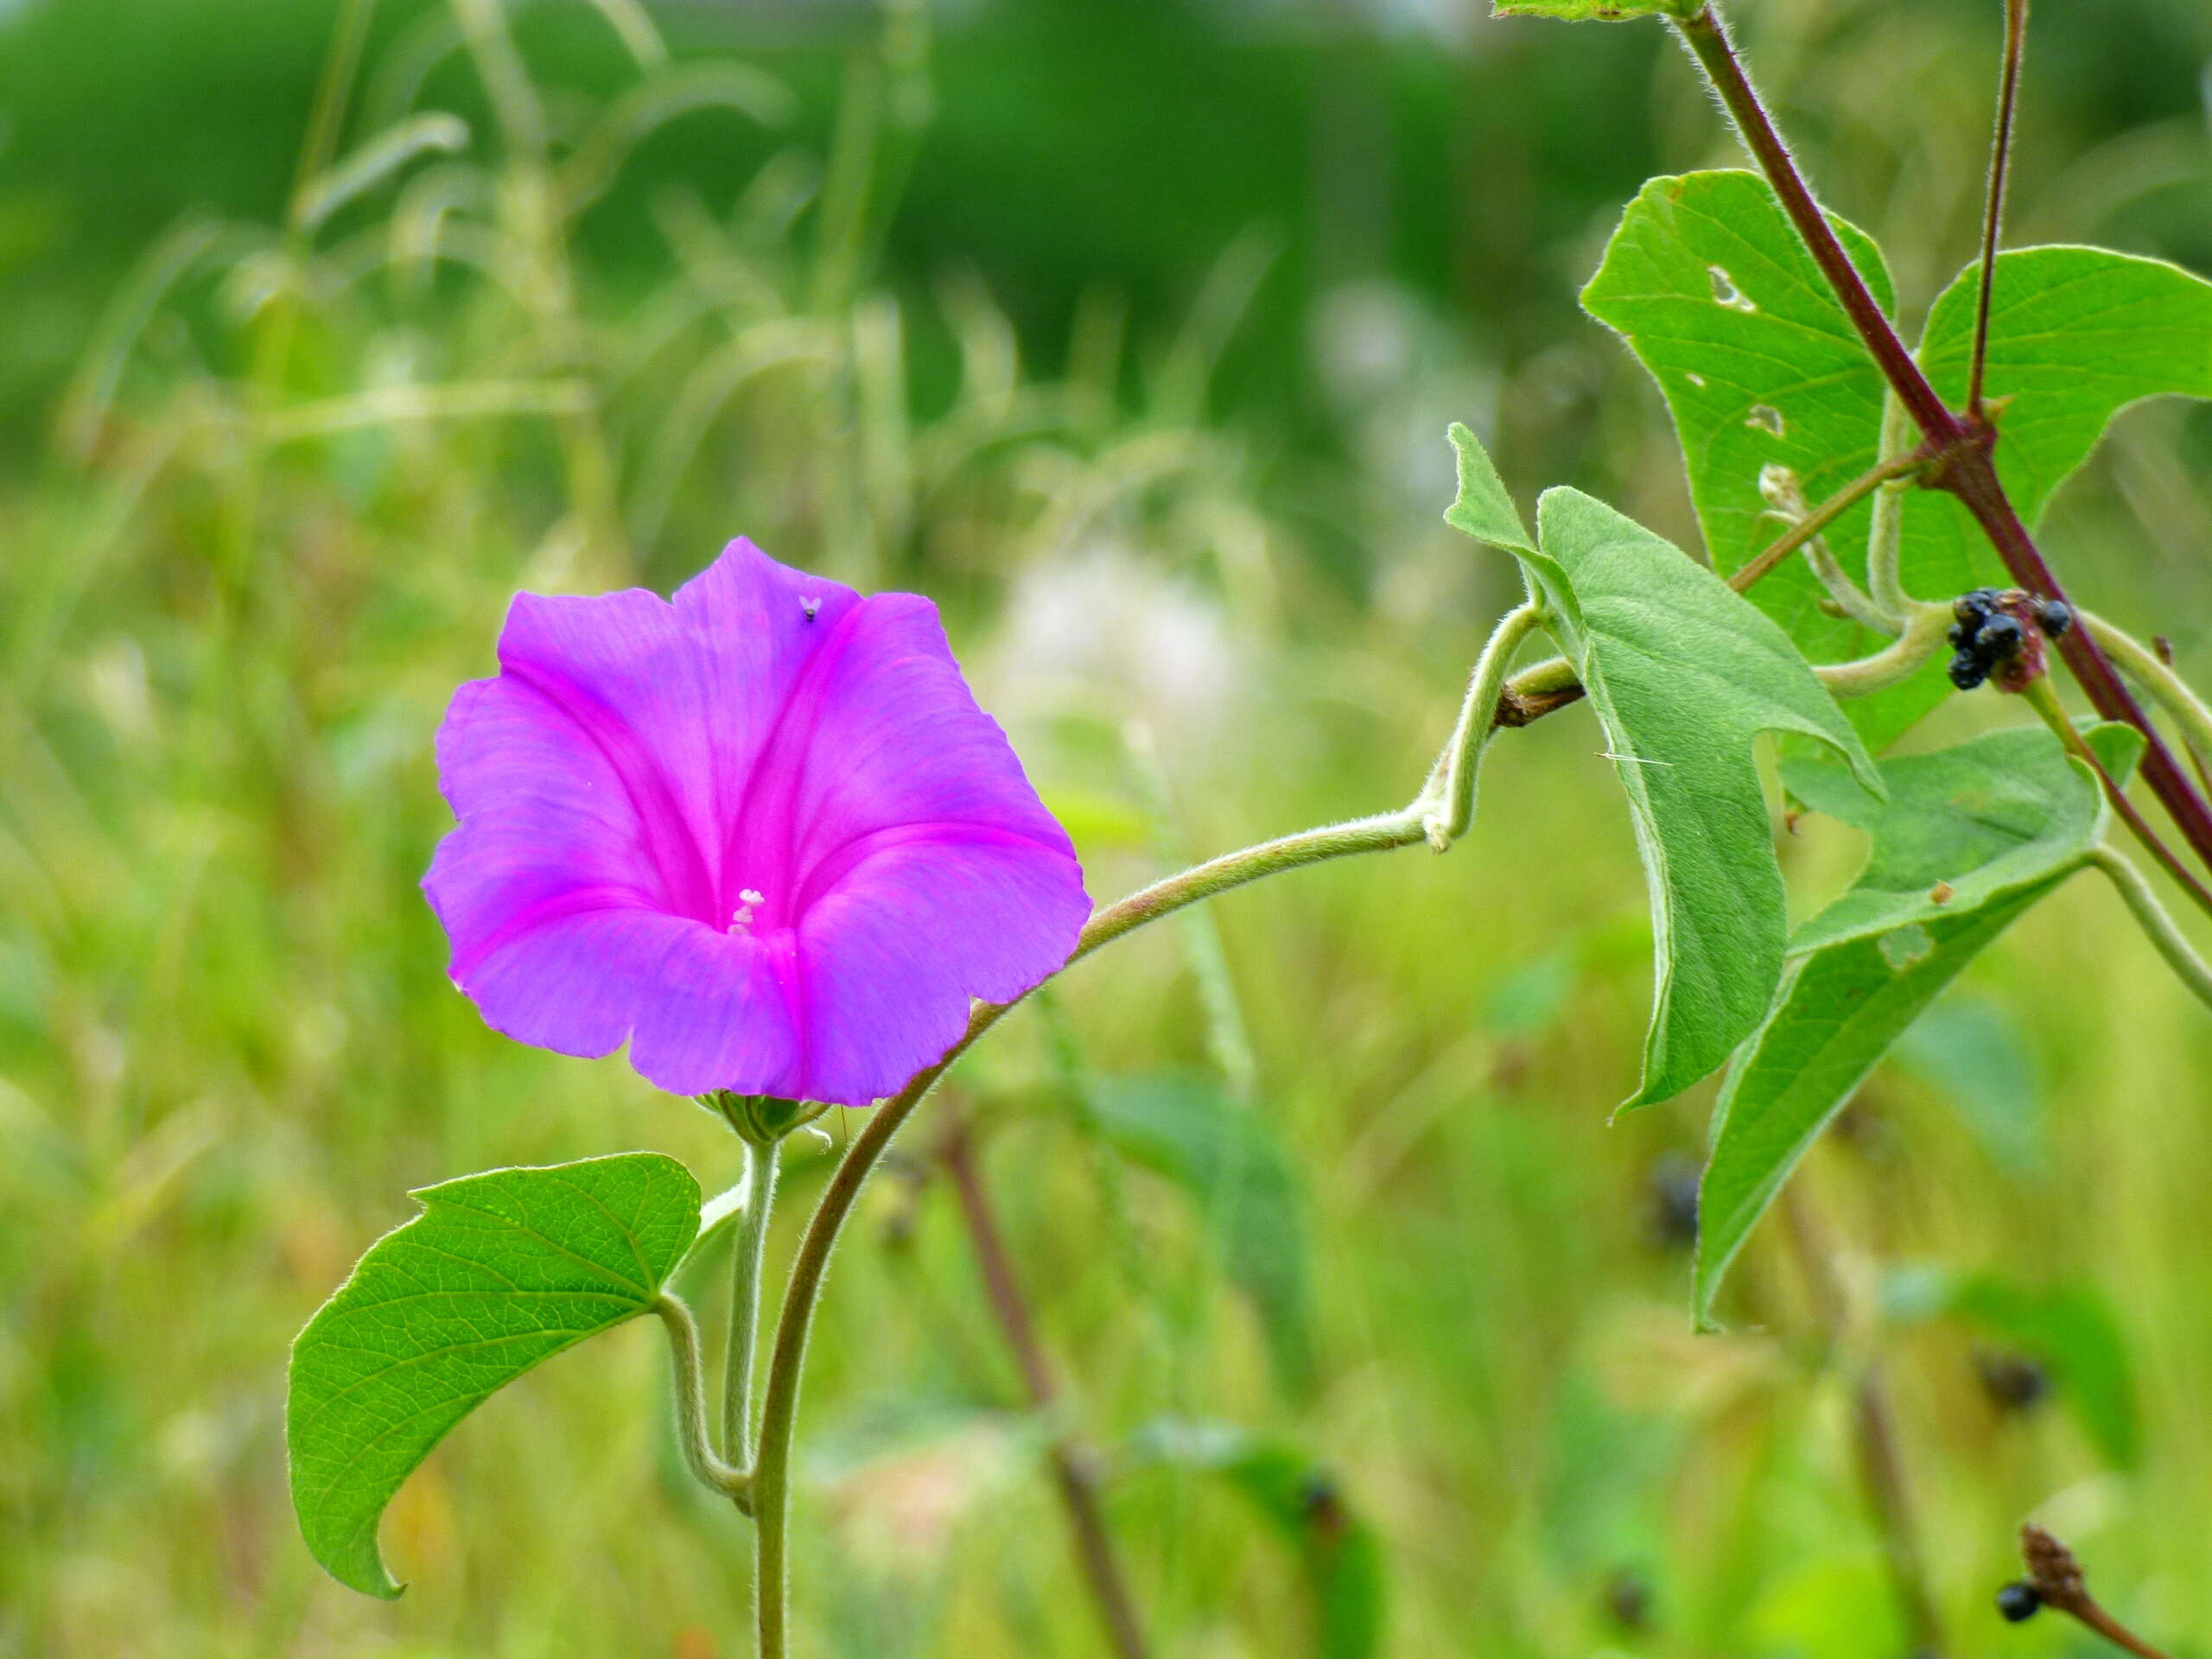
(1733, 448, 1929, 605)
(1865, 393, 1917, 620)
(1813, 602, 1949, 698)
(1421, 602, 1542, 849)
(2085, 846, 2212, 1013)
(2081, 609, 2212, 774)
(654, 1294, 752, 1503)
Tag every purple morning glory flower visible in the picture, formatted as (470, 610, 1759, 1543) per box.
(424, 539, 1090, 1105)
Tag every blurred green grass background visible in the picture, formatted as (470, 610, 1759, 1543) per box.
(5, 0, 2212, 1653)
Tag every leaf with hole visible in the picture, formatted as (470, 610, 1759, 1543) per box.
(287, 1153, 701, 1597)
(1450, 422, 1884, 1109)
(1579, 171, 1918, 736)
(1692, 725, 2139, 1327)
(1583, 173, 2212, 747)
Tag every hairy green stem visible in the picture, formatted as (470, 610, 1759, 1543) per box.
(724, 1134, 781, 1467)
(1421, 602, 1542, 849)
(2082, 611, 2212, 774)
(654, 1294, 752, 1501)
(1813, 602, 1949, 698)
(1802, 541, 1898, 636)
(1865, 392, 1916, 620)
(2086, 847, 2212, 1013)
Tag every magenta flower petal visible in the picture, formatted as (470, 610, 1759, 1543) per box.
(425, 539, 1090, 1104)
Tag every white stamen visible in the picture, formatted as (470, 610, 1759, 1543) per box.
(728, 888, 767, 935)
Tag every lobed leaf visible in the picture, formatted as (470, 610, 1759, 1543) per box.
(1582, 174, 2212, 747)
(1691, 726, 2139, 1326)
(1449, 427, 1882, 1109)
(287, 1153, 702, 1597)
(1087, 1072, 1314, 1395)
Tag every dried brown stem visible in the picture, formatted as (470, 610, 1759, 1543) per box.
(939, 1109, 1150, 1659)
(2019, 1525, 2176, 1659)
(1781, 1189, 1945, 1656)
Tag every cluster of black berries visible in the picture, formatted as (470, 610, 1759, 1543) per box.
(1947, 588, 2071, 691)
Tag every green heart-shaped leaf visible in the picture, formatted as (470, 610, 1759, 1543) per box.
(288, 1153, 702, 1597)
(1447, 423, 1882, 1109)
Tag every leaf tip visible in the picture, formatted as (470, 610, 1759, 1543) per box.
(1443, 423, 1535, 554)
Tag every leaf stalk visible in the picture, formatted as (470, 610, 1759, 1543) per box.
(721, 1131, 781, 1471)
(1735, 448, 1931, 613)
(653, 1294, 753, 1503)
(2085, 846, 2212, 1014)
(1421, 602, 1544, 849)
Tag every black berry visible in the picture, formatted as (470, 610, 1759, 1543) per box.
(1996, 1581, 2042, 1623)
(1948, 652, 1989, 691)
(1644, 1154, 1700, 1250)
(1605, 1567, 1653, 1631)
(1948, 621, 1974, 648)
(1974, 1349, 2052, 1413)
(2037, 599, 2073, 639)
(1976, 613, 2025, 660)
(1955, 588, 2001, 624)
